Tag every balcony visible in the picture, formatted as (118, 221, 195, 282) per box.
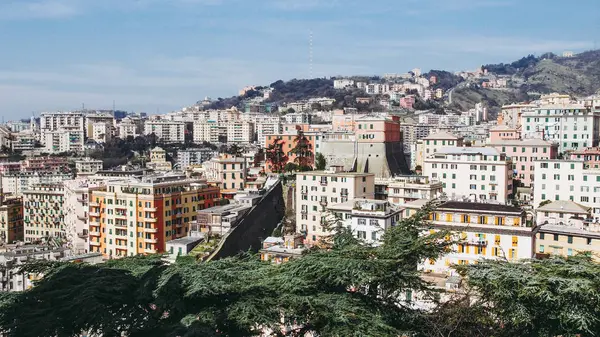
(320, 181, 328, 186)
(320, 200, 328, 207)
(90, 241, 101, 247)
(144, 227, 158, 233)
(144, 207, 157, 212)
(340, 191, 348, 197)
(114, 222, 128, 228)
(89, 231, 100, 236)
(77, 232, 88, 238)
(465, 240, 488, 247)
(144, 238, 158, 244)
(89, 201, 99, 207)
(301, 189, 308, 195)
(77, 215, 87, 221)
(144, 248, 158, 254)
(115, 213, 128, 219)
(175, 213, 183, 218)
(89, 212, 99, 217)
(301, 209, 308, 214)
(145, 218, 157, 223)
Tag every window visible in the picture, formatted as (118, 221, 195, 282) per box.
(567, 236, 573, 244)
(371, 232, 377, 241)
(553, 234, 559, 241)
(540, 233, 545, 240)
(539, 245, 545, 253)
(357, 231, 366, 239)
(469, 184, 476, 190)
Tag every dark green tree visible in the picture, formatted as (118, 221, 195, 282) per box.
(315, 152, 326, 170)
(291, 129, 313, 171)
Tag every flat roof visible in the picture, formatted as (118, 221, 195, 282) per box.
(166, 235, 204, 245)
(437, 201, 522, 214)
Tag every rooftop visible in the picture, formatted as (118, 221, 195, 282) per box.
(297, 170, 374, 178)
(423, 131, 462, 140)
(166, 235, 204, 246)
(434, 147, 500, 156)
(437, 201, 522, 214)
(537, 200, 590, 214)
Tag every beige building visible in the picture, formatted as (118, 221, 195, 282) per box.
(75, 158, 103, 175)
(23, 184, 65, 242)
(204, 155, 247, 195)
(144, 120, 185, 143)
(146, 147, 172, 172)
(375, 175, 443, 205)
(63, 179, 105, 254)
(422, 131, 463, 170)
(296, 166, 375, 245)
(535, 200, 600, 259)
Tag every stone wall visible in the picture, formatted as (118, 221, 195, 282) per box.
(208, 180, 285, 260)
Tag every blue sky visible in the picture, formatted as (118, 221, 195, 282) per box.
(0, 0, 598, 119)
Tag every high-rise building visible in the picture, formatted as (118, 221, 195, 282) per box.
(40, 112, 85, 152)
(63, 179, 105, 254)
(296, 167, 375, 245)
(144, 120, 185, 143)
(88, 174, 220, 258)
(204, 155, 248, 196)
(23, 184, 65, 242)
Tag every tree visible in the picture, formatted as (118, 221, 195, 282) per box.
(253, 148, 264, 167)
(310, 102, 322, 111)
(265, 137, 288, 173)
(284, 162, 298, 173)
(459, 254, 600, 336)
(286, 107, 296, 114)
(226, 144, 243, 157)
(291, 128, 313, 171)
(315, 152, 326, 170)
(538, 200, 552, 208)
(0, 205, 454, 337)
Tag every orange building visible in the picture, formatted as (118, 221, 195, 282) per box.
(264, 132, 319, 172)
(88, 174, 220, 258)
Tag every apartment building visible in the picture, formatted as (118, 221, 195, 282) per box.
(40, 111, 85, 144)
(63, 179, 105, 254)
(284, 112, 312, 124)
(75, 158, 103, 175)
(43, 127, 85, 154)
(375, 175, 443, 205)
(255, 119, 283, 146)
(11, 129, 36, 152)
(422, 131, 463, 158)
(89, 174, 220, 258)
(0, 197, 24, 244)
(144, 120, 186, 143)
(532, 160, 600, 218)
(424, 147, 513, 203)
(146, 147, 172, 172)
(520, 104, 600, 152)
(296, 167, 375, 245)
(204, 155, 247, 195)
(534, 201, 600, 260)
(327, 199, 402, 244)
(193, 120, 225, 143)
(498, 103, 536, 129)
(405, 201, 533, 274)
(1, 172, 73, 196)
(23, 184, 65, 242)
(176, 148, 216, 168)
(224, 121, 254, 143)
(569, 147, 600, 168)
(488, 138, 558, 187)
(118, 117, 142, 139)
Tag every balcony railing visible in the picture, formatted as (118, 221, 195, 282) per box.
(144, 227, 158, 233)
(90, 241, 101, 247)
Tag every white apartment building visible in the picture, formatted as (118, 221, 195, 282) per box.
(40, 112, 85, 145)
(75, 158, 103, 175)
(23, 184, 66, 242)
(520, 104, 600, 152)
(11, 129, 36, 152)
(406, 201, 534, 275)
(333, 79, 355, 89)
(376, 175, 444, 205)
(118, 117, 142, 139)
(144, 120, 185, 143)
(424, 147, 513, 203)
(43, 127, 85, 154)
(177, 149, 217, 168)
(225, 121, 254, 143)
(62, 179, 105, 254)
(327, 199, 402, 244)
(533, 159, 600, 219)
(193, 120, 225, 144)
(284, 113, 312, 124)
(296, 167, 375, 245)
(422, 131, 463, 158)
(204, 155, 248, 193)
(90, 122, 112, 143)
(1, 172, 73, 196)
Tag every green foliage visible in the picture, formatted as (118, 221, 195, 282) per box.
(461, 254, 600, 337)
(315, 152, 326, 170)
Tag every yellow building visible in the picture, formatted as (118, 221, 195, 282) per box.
(0, 196, 24, 244)
(535, 200, 600, 259)
(89, 174, 220, 259)
(405, 200, 534, 275)
(146, 147, 173, 172)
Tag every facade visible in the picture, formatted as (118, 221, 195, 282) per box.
(177, 148, 216, 168)
(195, 203, 252, 235)
(488, 125, 520, 142)
(520, 104, 600, 152)
(407, 201, 533, 274)
(0, 197, 24, 244)
(295, 167, 375, 245)
(255, 119, 283, 146)
(89, 174, 220, 258)
(11, 130, 36, 152)
(424, 147, 513, 203)
(422, 131, 463, 159)
(376, 175, 444, 205)
(90, 122, 113, 143)
(488, 138, 558, 187)
(146, 147, 173, 172)
(284, 112, 312, 124)
(532, 160, 600, 218)
(264, 132, 318, 172)
(144, 120, 185, 143)
(259, 235, 305, 264)
(40, 111, 85, 145)
(23, 184, 65, 242)
(535, 202, 600, 260)
(63, 179, 105, 254)
(192, 120, 225, 144)
(75, 158, 103, 175)
(204, 155, 247, 194)
(328, 199, 402, 244)
(1, 172, 73, 196)
(118, 117, 142, 139)
(43, 127, 85, 153)
(569, 147, 600, 169)
(224, 121, 255, 143)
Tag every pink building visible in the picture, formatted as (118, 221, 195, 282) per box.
(22, 156, 69, 172)
(399, 95, 416, 109)
(489, 125, 519, 142)
(355, 114, 401, 143)
(569, 147, 600, 169)
(488, 139, 558, 187)
(0, 162, 21, 174)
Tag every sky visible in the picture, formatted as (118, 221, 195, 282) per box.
(0, 0, 599, 119)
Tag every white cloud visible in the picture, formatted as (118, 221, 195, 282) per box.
(0, 0, 79, 19)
